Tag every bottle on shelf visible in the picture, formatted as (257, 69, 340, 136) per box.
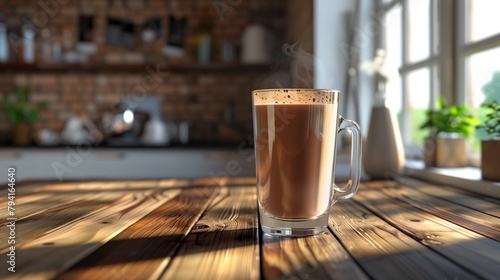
(40, 29, 52, 62)
(52, 42, 62, 62)
(192, 17, 213, 63)
(0, 13, 8, 62)
(23, 24, 35, 64)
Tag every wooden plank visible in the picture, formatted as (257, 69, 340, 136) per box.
(398, 177, 500, 218)
(371, 180, 500, 242)
(190, 177, 257, 188)
(408, 167, 500, 199)
(0, 179, 191, 201)
(0, 191, 128, 251)
(261, 231, 368, 280)
(0, 180, 50, 194)
(57, 186, 219, 280)
(0, 178, 194, 224)
(0, 192, 53, 220)
(0, 190, 133, 223)
(160, 185, 260, 280)
(329, 199, 477, 279)
(353, 182, 500, 280)
(23, 179, 191, 193)
(0, 188, 183, 280)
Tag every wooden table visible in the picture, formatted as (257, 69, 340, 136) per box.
(1, 177, 500, 279)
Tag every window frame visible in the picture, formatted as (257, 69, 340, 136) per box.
(378, 0, 500, 150)
(379, 0, 441, 146)
(457, 0, 500, 106)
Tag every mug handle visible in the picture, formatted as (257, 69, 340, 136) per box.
(331, 116, 362, 205)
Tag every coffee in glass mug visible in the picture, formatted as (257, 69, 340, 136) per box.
(252, 89, 362, 236)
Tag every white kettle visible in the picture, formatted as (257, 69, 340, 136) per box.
(141, 117, 169, 145)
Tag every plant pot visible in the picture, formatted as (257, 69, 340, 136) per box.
(424, 136, 467, 168)
(423, 137, 437, 167)
(12, 123, 31, 146)
(481, 139, 500, 181)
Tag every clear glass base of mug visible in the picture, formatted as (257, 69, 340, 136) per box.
(259, 209, 329, 236)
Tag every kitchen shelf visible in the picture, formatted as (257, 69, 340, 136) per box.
(0, 62, 273, 73)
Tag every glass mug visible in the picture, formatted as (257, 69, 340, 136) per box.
(252, 89, 362, 236)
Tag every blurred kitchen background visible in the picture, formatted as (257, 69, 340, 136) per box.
(1, 0, 499, 181)
(0, 0, 392, 149)
(0, 0, 298, 146)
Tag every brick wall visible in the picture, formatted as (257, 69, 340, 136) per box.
(0, 0, 287, 145)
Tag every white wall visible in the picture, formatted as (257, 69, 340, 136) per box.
(314, 0, 355, 91)
(314, 0, 376, 135)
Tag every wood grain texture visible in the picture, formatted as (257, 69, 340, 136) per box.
(0, 180, 204, 238)
(0, 179, 194, 231)
(329, 199, 477, 279)
(22, 179, 191, 193)
(0, 179, 190, 197)
(371, 179, 500, 241)
(2, 178, 500, 280)
(191, 177, 257, 188)
(0, 191, 127, 251)
(261, 231, 368, 280)
(160, 185, 260, 280)
(398, 177, 500, 218)
(57, 186, 219, 280)
(0, 181, 52, 196)
(0, 188, 183, 280)
(354, 181, 500, 280)
(0, 192, 59, 220)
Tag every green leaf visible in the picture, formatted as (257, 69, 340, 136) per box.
(14, 89, 25, 101)
(4, 94, 10, 105)
(437, 97, 446, 110)
(422, 96, 481, 139)
(24, 110, 39, 122)
(420, 120, 433, 129)
(479, 99, 500, 137)
(37, 101, 49, 110)
(6, 107, 20, 123)
(1, 85, 48, 124)
(23, 85, 31, 101)
(449, 106, 458, 115)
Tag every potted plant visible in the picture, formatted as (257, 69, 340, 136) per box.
(1, 85, 48, 145)
(478, 101, 500, 181)
(420, 97, 480, 167)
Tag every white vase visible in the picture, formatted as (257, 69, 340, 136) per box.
(363, 102, 405, 179)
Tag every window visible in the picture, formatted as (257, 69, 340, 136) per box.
(382, 0, 439, 146)
(466, 0, 500, 43)
(381, 0, 500, 149)
(459, 0, 500, 108)
(466, 47, 500, 107)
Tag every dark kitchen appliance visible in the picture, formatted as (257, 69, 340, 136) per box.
(106, 96, 172, 146)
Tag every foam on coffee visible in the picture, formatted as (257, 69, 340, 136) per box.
(253, 89, 339, 105)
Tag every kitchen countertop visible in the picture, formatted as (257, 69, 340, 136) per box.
(0, 147, 258, 182)
(0, 142, 250, 150)
(1, 177, 499, 279)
